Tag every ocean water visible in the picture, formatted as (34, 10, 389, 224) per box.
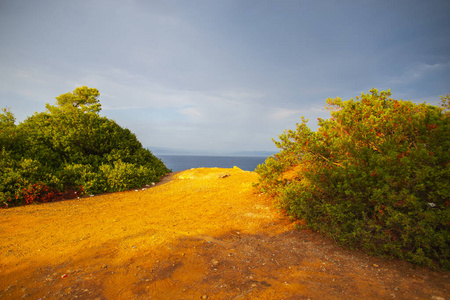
(158, 155, 269, 172)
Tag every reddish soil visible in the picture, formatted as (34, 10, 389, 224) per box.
(0, 168, 448, 299)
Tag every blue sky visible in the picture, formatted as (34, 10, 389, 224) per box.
(1, 0, 449, 155)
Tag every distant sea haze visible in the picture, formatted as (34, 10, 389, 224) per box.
(158, 155, 269, 172)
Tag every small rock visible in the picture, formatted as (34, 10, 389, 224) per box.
(201, 295, 208, 299)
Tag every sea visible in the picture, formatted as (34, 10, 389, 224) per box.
(158, 155, 269, 172)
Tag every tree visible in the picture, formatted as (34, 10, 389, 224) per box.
(0, 107, 15, 126)
(46, 86, 101, 113)
(1, 86, 170, 207)
(0, 107, 22, 154)
(256, 89, 450, 269)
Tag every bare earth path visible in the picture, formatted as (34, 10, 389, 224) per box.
(0, 168, 448, 299)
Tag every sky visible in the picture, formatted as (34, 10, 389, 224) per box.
(1, 0, 449, 155)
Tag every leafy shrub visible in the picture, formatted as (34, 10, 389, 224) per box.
(59, 163, 103, 195)
(0, 107, 20, 154)
(0, 150, 50, 207)
(100, 160, 154, 192)
(1, 86, 170, 207)
(256, 89, 450, 269)
(0, 149, 22, 207)
(21, 182, 59, 204)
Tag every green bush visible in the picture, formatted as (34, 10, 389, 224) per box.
(100, 160, 154, 192)
(256, 89, 450, 269)
(60, 163, 104, 195)
(0, 149, 22, 206)
(0, 108, 20, 154)
(1, 86, 170, 207)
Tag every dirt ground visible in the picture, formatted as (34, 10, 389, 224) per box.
(0, 167, 448, 300)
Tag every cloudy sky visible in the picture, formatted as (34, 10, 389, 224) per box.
(1, 0, 449, 155)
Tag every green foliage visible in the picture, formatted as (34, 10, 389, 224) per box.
(0, 107, 21, 154)
(0, 107, 15, 126)
(60, 163, 104, 195)
(1, 87, 170, 207)
(100, 160, 157, 192)
(256, 89, 450, 269)
(46, 86, 101, 113)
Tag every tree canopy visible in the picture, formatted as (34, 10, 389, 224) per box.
(256, 89, 450, 269)
(46, 86, 101, 113)
(1, 87, 170, 207)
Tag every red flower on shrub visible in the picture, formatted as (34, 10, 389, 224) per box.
(21, 183, 63, 204)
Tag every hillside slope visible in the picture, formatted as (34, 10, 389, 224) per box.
(0, 168, 448, 299)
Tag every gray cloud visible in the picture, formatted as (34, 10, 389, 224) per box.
(1, 0, 449, 154)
